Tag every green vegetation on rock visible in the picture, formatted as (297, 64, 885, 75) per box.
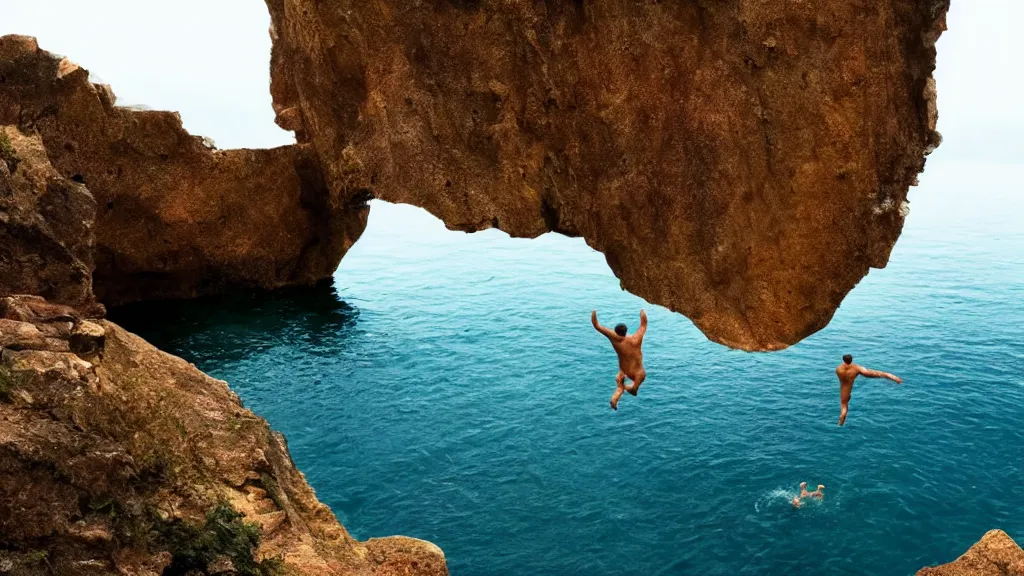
(161, 504, 284, 576)
(261, 474, 285, 510)
(0, 131, 20, 173)
(0, 366, 16, 403)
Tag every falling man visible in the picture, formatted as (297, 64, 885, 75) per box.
(592, 309, 648, 410)
(836, 354, 902, 426)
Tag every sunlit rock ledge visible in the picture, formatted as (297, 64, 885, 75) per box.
(917, 530, 1024, 576)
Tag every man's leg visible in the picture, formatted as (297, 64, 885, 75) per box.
(611, 372, 626, 410)
(625, 370, 646, 396)
(838, 401, 849, 426)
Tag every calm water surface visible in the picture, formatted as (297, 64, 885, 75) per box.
(115, 182, 1024, 575)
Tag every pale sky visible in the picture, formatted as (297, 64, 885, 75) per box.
(2, 0, 291, 149)
(1, 0, 1021, 227)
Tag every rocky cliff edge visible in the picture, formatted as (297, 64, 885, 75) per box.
(0, 35, 367, 308)
(0, 294, 447, 576)
(917, 530, 1024, 576)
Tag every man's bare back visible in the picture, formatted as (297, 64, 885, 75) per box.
(836, 354, 902, 426)
(592, 309, 647, 410)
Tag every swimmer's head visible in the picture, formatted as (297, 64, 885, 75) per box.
(818, 485, 825, 491)
(615, 324, 628, 337)
(843, 354, 853, 364)
(800, 482, 807, 489)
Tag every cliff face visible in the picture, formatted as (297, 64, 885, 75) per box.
(0, 294, 447, 576)
(266, 0, 948, 350)
(0, 71, 446, 571)
(0, 35, 366, 307)
(0, 125, 98, 311)
(917, 530, 1024, 576)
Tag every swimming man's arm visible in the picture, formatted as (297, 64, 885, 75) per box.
(636, 309, 648, 340)
(591, 310, 617, 339)
(857, 366, 903, 384)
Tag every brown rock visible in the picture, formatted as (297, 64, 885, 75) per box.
(68, 319, 105, 356)
(0, 318, 69, 353)
(266, 0, 948, 350)
(0, 294, 88, 326)
(0, 318, 45, 348)
(0, 297, 105, 360)
(0, 294, 447, 576)
(0, 125, 97, 308)
(67, 522, 114, 545)
(364, 537, 449, 576)
(274, 106, 305, 133)
(0, 293, 103, 325)
(253, 510, 288, 536)
(0, 35, 367, 307)
(918, 530, 1024, 576)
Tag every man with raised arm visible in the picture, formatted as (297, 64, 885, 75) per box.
(591, 309, 648, 410)
(836, 354, 903, 426)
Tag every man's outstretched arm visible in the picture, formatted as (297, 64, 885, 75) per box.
(636, 309, 648, 340)
(857, 366, 903, 383)
(591, 310, 618, 339)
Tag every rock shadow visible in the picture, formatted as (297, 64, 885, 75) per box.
(108, 280, 359, 367)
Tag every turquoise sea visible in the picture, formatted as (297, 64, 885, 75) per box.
(114, 163, 1023, 575)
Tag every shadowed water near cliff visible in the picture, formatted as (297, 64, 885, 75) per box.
(114, 166, 1024, 576)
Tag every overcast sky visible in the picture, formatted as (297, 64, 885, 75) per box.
(1, 0, 1020, 227)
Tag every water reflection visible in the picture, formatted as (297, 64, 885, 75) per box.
(110, 280, 360, 366)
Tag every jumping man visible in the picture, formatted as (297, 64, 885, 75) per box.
(591, 309, 647, 410)
(836, 354, 902, 426)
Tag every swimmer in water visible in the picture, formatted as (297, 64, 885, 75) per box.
(802, 482, 825, 499)
(591, 309, 647, 410)
(836, 354, 903, 426)
(792, 482, 825, 507)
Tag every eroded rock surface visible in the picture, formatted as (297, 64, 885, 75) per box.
(0, 35, 367, 307)
(0, 295, 447, 576)
(266, 0, 948, 349)
(0, 126, 98, 310)
(918, 530, 1024, 576)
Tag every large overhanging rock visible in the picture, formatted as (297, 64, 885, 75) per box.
(266, 0, 948, 350)
(0, 35, 367, 307)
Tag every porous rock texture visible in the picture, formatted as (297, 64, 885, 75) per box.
(0, 125, 99, 311)
(0, 294, 448, 576)
(917, 530, 1024, 576)
(266, 0, 949, 350)
(0, 35, 368, 307)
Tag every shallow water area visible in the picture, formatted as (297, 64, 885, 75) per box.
(115, 184, 1024, 575)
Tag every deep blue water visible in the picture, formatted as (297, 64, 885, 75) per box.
(114, 174, 1024, 575)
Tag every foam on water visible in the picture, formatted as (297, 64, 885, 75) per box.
(754, 489, 800, 513)
(754, 487, 838, 515)
(114, 189, 1024, 576)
